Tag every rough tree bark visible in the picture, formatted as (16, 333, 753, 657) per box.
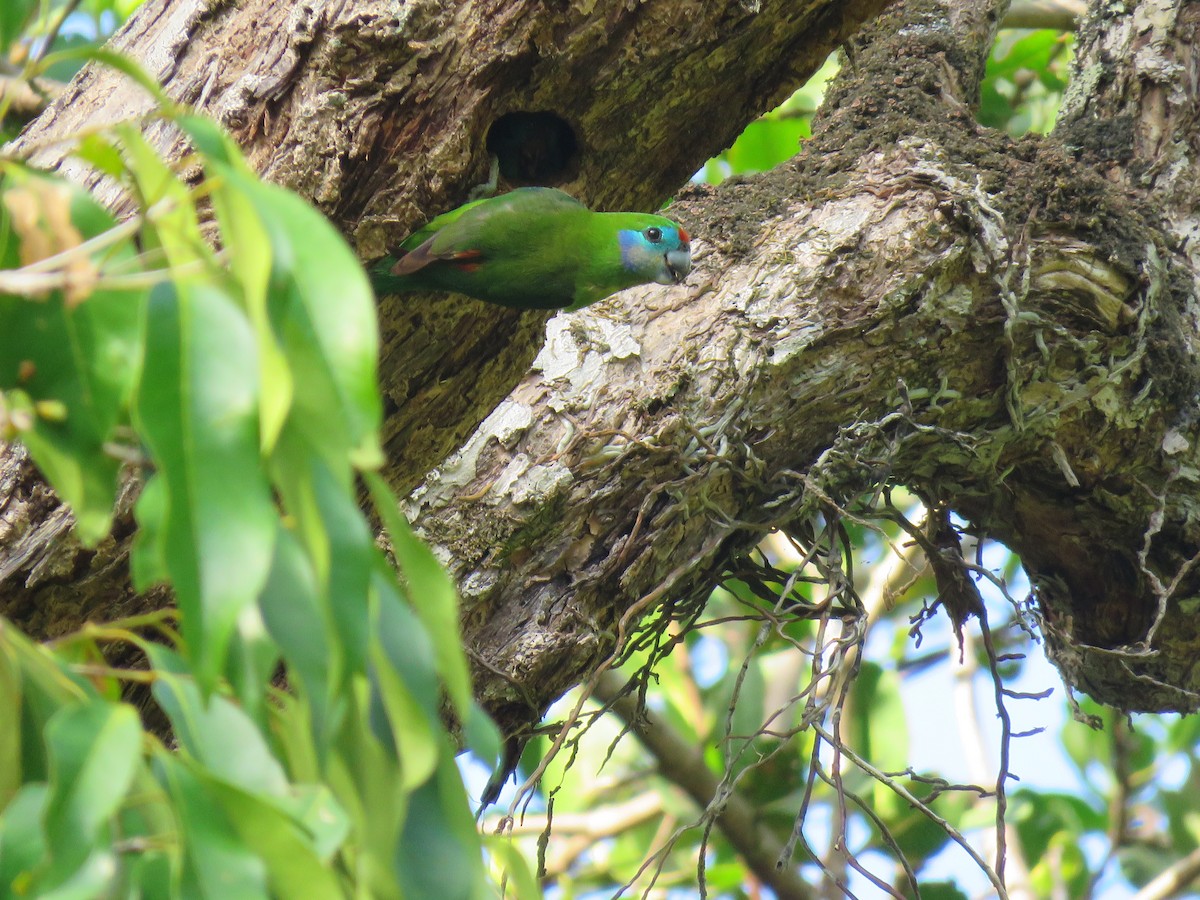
(405, 0, 1200, 737)
(0, 0, 889, 632)
(4, 0, 1200, 756)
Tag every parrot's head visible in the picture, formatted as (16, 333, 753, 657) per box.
(617, 216, 692, 287)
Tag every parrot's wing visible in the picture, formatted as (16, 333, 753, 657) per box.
(395, 197, 491, 253)
(389, 188, 585, 277)
(388, 237, 482, 276)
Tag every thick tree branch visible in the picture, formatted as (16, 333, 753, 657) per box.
(406, 0, 1200, 745)
(3, 0, 1199, 768)
(0, 0, 892, 637)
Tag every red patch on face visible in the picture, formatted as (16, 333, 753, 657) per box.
(678, 227, 690, 244)
(455, 261, 483, 273)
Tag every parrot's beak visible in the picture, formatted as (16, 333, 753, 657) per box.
(663, 248, 692, 285)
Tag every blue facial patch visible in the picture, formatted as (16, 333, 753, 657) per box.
(618, 229, 642, 270)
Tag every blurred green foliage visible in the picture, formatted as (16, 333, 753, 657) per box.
(0, 49, 525, 897)
(2, 0, 149, 141)
(698, 30, 1072, 187)
(980, 29, 1072, 136)
(697, 55, 836, 185)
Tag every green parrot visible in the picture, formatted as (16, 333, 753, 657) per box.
(370, 187, 692, 311)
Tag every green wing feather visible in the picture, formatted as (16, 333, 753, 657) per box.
(372, 188, 595, 309)
(393, 196, 494, 255)
(369, 187, 690, 311)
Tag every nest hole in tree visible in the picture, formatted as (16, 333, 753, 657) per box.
(485, 111, 579, 186)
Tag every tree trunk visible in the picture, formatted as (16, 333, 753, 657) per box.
(6, 0, 1200, 751)
(1, 0, 889, 634)
(407, 0, 1200, 735)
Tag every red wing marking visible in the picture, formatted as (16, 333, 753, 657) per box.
(391, 245, 483, 276)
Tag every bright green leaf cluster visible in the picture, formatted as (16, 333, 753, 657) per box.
(0, 55, 509, 898)
(697, 54, 836, 185)
(0, 164, 143, 542)
(1, 0, 153, 143)
(979, 29, 1072, 136)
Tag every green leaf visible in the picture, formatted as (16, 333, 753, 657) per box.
(849, 661, 908, 772)
(173, 115, 240, 166)
(0, 628, 22, 807)
(40, 701, 141, 887)
(184, 118, 293, 454)
(699, 862, 744, 891)
(72, 135, 128, 182)
(153, 751, 270, 899)
(202, 776, 344, 899)
(326, 690, 406, 899)
(911, 882, 968, 900)
(463, 701, 501, 771)
(268, 691, 320, 785)
(239, 176, 382, 470)
(725, 657, 766, 766)
(0, 629, 90, 788)
(129, 473, 169, 590)
(722, 116, 808, 175)
(1060, 701, 1107, 786)
(151, 657, 348, 898)
(224, 604, 280, 732)
(30, 849, 120, 900)
(980, 30, 1071, 136)
(123, 848, 174, 899)
(0, 167, 146, 543)
(397, 750, 488, 900)
(258, 528, 341, 754)
(0, 0, 37, 52)
(147, 648, 289, 798)
(134, 281, 276, 689)
(366, 473, 472, 717)
(313, 459, 372, 682)
(888, 780, 970, 861)
(279, 784, 350, 861)
(369, 572, 439, 789)
(114, 0, 147, 18)
(0, 784, 49, 894)
(268, 425, 330, 578)
(482, 834, 541, 900)
(151, 677, 348, 897)
(110, 766, 175, 896)
(1010, 789, 1106, 865)
(169, 117, 381, 471)
(114, 125, 206, 272)
(1031, 830, 1090, 898)
(1165, 713, 1200, 754)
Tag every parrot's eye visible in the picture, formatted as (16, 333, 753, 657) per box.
(645, 227, 663, 243)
